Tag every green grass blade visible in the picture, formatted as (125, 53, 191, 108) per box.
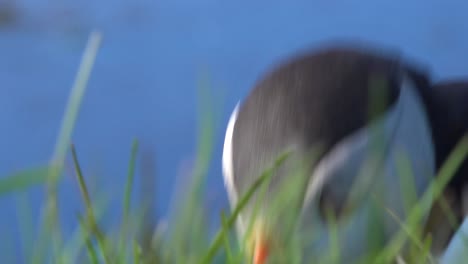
(49, 30, 102, 173)
(34, 30, 102, 264)
(61, 193, 111, 262)
(71, 144, 93, 209)
(77, 213, 101, 264)
(375, 135, 468, 262)
(0, 166, 53, 195)
(137, 147, 158, 261)
(121, 139, 140, 257)
(71, 143, 111, 264)
(164, 73, 217, 262)
(133, 240, 142, 264)
(198, 151, 290, 264)
(124, 139, 139, 219)
(394, 149, 430, 260)
(83, 228, 99, 264)
(384, 206, 434, 263)
(77, 212, 112, 264)
(220, 211, 234, 263)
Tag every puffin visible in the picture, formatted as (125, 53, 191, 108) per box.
(221, 43, 468, 263)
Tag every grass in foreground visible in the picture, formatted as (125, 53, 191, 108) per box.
(1, 31, 468, 264)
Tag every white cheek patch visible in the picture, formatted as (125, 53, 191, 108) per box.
(301, 75, 435, 260)
(222, 102, 239, 205)
(222, 102, 246, 232)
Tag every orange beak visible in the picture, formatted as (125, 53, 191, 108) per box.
(252, 232, 270, 264)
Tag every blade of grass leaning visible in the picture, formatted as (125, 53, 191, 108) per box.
(109, 201, 147, 261)
(240, 154, 274, 257)
(421, 235, 435, 264)
(122, 204, 153, 259)
(71, 143, 111, 264)
(395, 149, 426, 259)
(137, 146, 158, 260)
(85, 239, 100, 264)
(82, 221, 99, 264)
(78, 212, 113, 264)
(85, 239, 99, 264)
(61, 193, 111, 262)
(47, 29, 102, 207)
(426, 183, 464, 256)
(198, 151, 291, 264)
(220, 211, 234, 263)
(31, 30, 102, 264)
(436, 195, 460, 235)
(133, 239, 142, 264)
(193, 73, 216, 198)
(123, 139, 139, 223)
(165, 74, 216, 262)
(375, 135, 468, 262)
(0, 166, 54, 195)
(194, 74, 225, 261)
(49, 30, 102, 179)
(383, 206, 435, 263)
(241, 154, 273, 230)
(77, 213, 102, 264)
(260, 168, 306, 263)
(71, 144, 93, 210)
(120, 139, 139, 258)
(259, 173, 300, 261)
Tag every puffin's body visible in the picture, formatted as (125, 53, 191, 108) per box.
(222, 43, 468, 263)
(429, 80, 468, 197)
(423, 80, 468, 254)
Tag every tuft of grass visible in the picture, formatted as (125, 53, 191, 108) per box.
(71, 144, 112, 263)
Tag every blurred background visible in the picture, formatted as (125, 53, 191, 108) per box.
(1, 0, 468, 261)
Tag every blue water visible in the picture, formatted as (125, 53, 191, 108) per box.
(1, 0, 468, 261)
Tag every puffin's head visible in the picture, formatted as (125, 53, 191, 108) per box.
(222, 45, 436, 263)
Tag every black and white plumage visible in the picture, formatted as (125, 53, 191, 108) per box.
(221, 43, 468, 263)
